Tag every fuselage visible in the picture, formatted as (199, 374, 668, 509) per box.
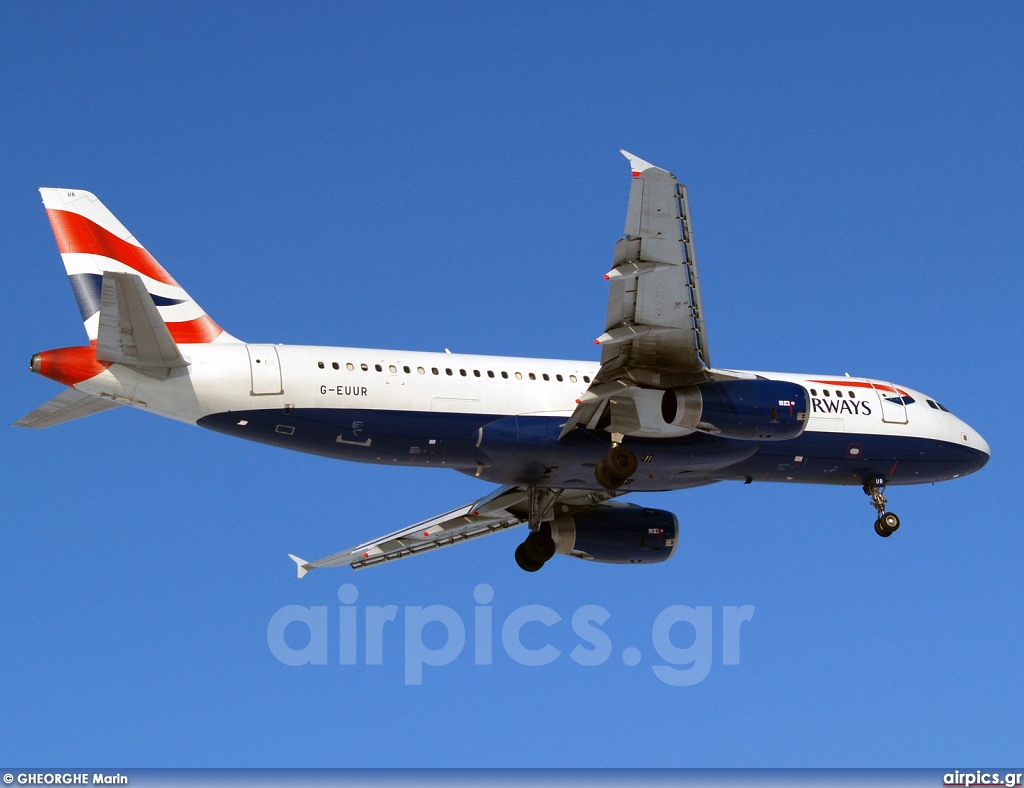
(56, 342, 991, 493)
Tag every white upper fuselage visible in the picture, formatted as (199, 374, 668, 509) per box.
(69, 341, 989, 460)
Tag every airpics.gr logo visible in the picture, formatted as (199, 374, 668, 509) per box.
(267, 584, 755, 686)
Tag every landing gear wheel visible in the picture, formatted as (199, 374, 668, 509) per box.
(515, 543, 544, 572)
(515, 524, 556, 572)
(595, 445, 637, 490)
(523, 528, 556, 563)
(607, 445, 638, 478)
(595, 458, 624, 490)
(865, 477, 900, 538)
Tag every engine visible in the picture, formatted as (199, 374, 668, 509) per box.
(661, 379, 808, 441)
(549, 506, 678, 564)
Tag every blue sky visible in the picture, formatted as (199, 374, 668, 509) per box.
(2, 2, 1022, 768)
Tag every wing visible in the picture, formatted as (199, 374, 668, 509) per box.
(288, 486, 619, 575)
(560, 151, 713, 438)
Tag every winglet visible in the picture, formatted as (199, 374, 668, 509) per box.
(288, 554, 313, 579)
(620, 150, 659, 177)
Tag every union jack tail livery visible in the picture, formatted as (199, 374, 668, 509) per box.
(39, 188, 236, 345)
(14, 189, 242, 429)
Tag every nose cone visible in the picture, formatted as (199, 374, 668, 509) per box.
(973, 429, 991, 466)
(960, 423, 991, 475)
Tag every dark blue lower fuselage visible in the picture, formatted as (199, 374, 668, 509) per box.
(198, 407, 989, 491)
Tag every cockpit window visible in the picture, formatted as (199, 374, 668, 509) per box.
(927, 400, 939, 410)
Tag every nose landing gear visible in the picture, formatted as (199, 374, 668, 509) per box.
(865, 476, 900, 537)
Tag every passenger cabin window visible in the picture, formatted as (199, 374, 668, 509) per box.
(515, 372, 523, 380)
(583, 376, 591, 383)
(389, 365, 397, 373)
(501, 371, 508, 379)
(542, 373, 550, 381)
(403, 366, 410, 374)
(474, 370, 481, 377)
(332, 362, 339, 370)
(824, 390, 831, 397)
(361, 363, 368, 371)
(556, 374, 563, 382)
(446, 368, 453, 376)
(318, 361, 324, 369)
(346, 363, 354, 371)
(487, 370, 494, 378)
(375, 364, 382, 372)
(570, 375, 577, 383)
(418, 367, 425, 375)
(810, 389, 817, 396)
(460, 369, 467, 376)
(432, 367, 439, 375)
(529, 373, 536, 381)
(836, 390, 843, 397)
(849, 391, 856, 398)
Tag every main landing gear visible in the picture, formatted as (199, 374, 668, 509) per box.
(515, 488, 557, 572)
(595, 443, 638, 490)
(515, 523, 556, 572)
(865, 476, 901, 538)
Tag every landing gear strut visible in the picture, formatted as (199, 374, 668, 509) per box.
(595, 443, 638, 490)
(515, 523, 556, 572)
(865, 476, 900, 537)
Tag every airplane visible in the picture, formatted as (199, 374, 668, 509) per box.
(15, 152, 990, 575)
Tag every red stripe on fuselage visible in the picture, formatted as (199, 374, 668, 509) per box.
(810, 379, 909, 396)
(46, 209, 179, 287)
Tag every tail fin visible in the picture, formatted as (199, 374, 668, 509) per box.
(40, 188, 239, 344)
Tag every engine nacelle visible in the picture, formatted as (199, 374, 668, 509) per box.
(661, 379, 808, 441)
(549, 506, 678, 564)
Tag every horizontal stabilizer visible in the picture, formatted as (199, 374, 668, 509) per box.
(288, 554, 312, 579)
(13, 388, 122, 428)
(96, 271, 189, 373)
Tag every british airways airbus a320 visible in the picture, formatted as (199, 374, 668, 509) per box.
(17, 152, 989, 574)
